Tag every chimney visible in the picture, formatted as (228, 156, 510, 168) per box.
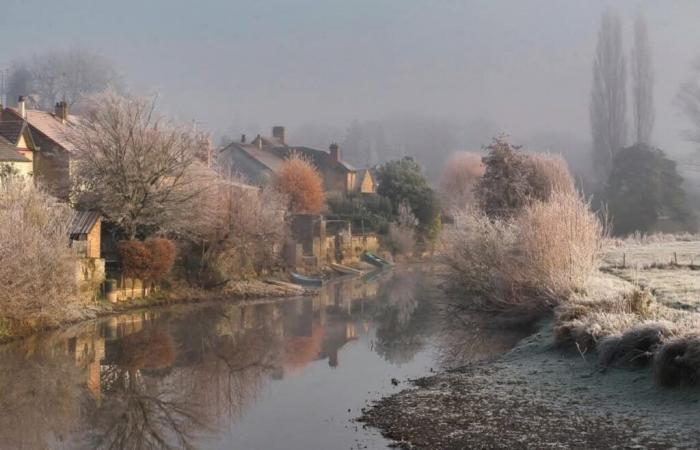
(241, 134, 246, 144)
(17, 96, 26, 119)
(272, 126, 286, 145)
(329, 142, 340, 162)
(55, 101, 68, 123)
(255, 134, 263, 149)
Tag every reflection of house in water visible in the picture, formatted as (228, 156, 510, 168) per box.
(65, 312, 160, 402)
(63, 273, 388, 401)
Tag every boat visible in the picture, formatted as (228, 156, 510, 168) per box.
(330, 263, 363, 275)
(361, 251, 392, 268)
(289, 272, 324, 287)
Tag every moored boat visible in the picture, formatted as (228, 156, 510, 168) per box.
(289, 272, 324, 287)
(362, 251, 392, 268)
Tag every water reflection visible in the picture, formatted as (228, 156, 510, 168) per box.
(0, 267, 443, 449)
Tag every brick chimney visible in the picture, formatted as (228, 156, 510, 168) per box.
(272, 126, 286, 145)
(241, 134, 246, 144)
(17, 96, 26, 119)
(55, 101, 68, 123)
(329, 142, 340, 162)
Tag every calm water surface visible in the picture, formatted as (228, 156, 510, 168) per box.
(0, 266, 522, 450)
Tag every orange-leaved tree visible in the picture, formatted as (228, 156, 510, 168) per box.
(274, 153, 325, 214)
(117, 240, 151, 296)
(145, 238, 176, 284)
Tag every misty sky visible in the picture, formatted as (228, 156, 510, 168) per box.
(1, 0, 700, 158)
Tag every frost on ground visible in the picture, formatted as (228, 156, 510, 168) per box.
(610, 267, 700, 310)
(604, 240, 700, 267)
(360, 322, 700, 449)
(360, 240, 700, 449)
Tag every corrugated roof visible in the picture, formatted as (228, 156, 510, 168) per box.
(69, 211, 100, 238)
(5, 108, 77, 152)
(0, 136, 30, 162)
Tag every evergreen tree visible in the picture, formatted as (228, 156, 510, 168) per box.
(605, 144, 697, 235)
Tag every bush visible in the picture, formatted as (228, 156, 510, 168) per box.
(145, 238, 176, 282)
(475, 136, 533, 219)
(275, 153, 325, 214)
(654, 336, 700, 387)
(475, 136, 575, 219)
(117, 241, 151, 280)
(524, 153, 575, 201)
(439, 152, 484, 213)
(598, 322, 675, 368)
(386, 204, 417, 257)
(443, 189, 604, 314)
(515, 189, 603, 298)
(0, 176, 80, 324)
(442, 210, 522, 311)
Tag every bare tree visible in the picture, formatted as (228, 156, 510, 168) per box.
(7, 47, 121, 110)
(590, 9, 627, 181)
(0, 176, 80, 324)
(70, 93, 207, 240)
(631, 13, 655, 145)
(173, 171, 288, 284)
(676, 59, 700, 150)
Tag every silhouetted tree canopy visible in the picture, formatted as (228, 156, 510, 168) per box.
(605, 144, 697, 235)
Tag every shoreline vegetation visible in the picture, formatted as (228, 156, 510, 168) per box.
(0, 277, 316, 345)
(360, 138, 700, 448)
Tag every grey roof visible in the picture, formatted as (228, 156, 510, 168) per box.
(223, 142, 285, 172)
(289, 146, 356, 172)
(0, 136, 29, 162)
(4, 107, 77, 152)
(69, 211, 100, 238)
(0, 121, 25, 144)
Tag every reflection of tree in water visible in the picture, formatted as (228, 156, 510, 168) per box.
(86, 327, 205, 450)
(0, 335, 84, 449)
(436, 304, 539, 369)
(373, 270, 436, 364)
(85, 305, 287, 449)
(175, 317, 283, 428)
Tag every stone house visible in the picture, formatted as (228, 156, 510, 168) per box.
(0, 119, 37, 176)
(219, 126, 376, 196)
(2, 97, 77, 199)
(69, 210, 106, 295)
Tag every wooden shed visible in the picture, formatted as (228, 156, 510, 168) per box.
(69, 211, 102, 259)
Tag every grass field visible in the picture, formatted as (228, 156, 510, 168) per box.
(603, 238, 700, 310)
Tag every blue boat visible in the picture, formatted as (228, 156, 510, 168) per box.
(290, 272, 324, 287)
(362, 251, 392, 268)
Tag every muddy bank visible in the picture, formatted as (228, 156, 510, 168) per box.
(359, 320, 700, 449)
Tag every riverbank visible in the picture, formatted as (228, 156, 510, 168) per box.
(359, 240, 700, 449)
(0, 278, 315, 344)
(359, 316, 700, 449)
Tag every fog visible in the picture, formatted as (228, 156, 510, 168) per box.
(2, 0, 700, 176)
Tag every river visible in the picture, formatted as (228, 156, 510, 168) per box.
(0, 266, 524, 450)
